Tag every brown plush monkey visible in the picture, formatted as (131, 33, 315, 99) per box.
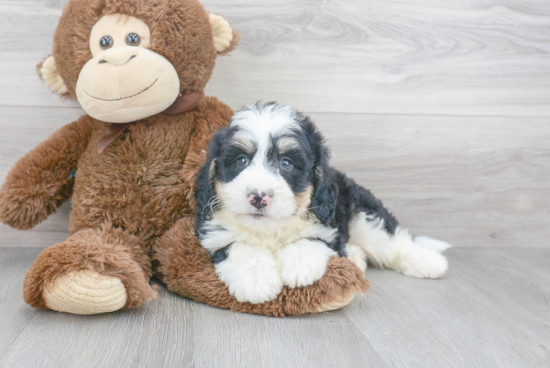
(0, 0, 368, 316)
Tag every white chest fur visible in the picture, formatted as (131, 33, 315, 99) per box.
(200, 210, 338, 303)
(199, 210, 337, 253)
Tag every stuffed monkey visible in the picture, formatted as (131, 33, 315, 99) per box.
(0, 0, 369, 317)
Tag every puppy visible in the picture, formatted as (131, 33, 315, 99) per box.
(194, 103, 450, 304)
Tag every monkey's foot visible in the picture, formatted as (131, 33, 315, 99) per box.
(43, 270, 127, 315)
(317, 290, 358, 313)
(24, 225, 155, 314)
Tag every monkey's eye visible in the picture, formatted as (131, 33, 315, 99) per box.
(237, 156, 249, 167)
(99, 35, 114, 50)
(280, 158, 293, 170)
(126, 33, 141, 46)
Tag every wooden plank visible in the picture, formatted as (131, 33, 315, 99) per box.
(311, 112, 550, 248)
(0, 203, 70, 247)
(207, 0, 550, 116)
(189, 302, 385, 367)
(0, 1, 80, 109)
(0, 248, 383, 368)
(0, 247, 197, 367)
(1, 106, 549, 248)
(0, 248, 43, 351)
(0, 0, 549, 116)
(345, 248, 550, 368)
(0, 248, 549, 367)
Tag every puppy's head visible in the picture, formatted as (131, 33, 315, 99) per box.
(195, 103, 337, 230)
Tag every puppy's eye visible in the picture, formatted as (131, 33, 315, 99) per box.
(126, 33, 141, 46)
(237, 156, 249, 167)
(280, 158, 293, 170)
(100, 35, 114, 50)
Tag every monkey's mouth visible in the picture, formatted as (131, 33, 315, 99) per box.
(84, 78, 158, 102)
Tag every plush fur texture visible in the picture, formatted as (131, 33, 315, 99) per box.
(76, 14, 182, 123)
(0, 0, 368, 316)
(152, 216, 369, 317)
(52, 0, 220, 98)
(194, 103, 450, 304)
(24, 224, 154, 309)
(0, 118, 93, 230)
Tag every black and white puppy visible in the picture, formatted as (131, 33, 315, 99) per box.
(195, 103, 450, 304)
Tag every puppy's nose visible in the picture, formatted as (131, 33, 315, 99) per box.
(249, 192, 269, 210)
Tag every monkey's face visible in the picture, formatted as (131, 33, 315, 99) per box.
(75, 14, 180, 123)
(39, 0, 238, 124)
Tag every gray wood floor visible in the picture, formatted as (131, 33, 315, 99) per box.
(0, 247, 548, 368)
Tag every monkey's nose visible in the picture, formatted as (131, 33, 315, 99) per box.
(98, 47, 139, 66)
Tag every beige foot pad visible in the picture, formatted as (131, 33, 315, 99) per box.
(43, 270, 127, 315)
(317, 291, 358, 313)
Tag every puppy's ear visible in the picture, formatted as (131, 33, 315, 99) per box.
(194, 130, 226, 221)
(302, 115, 339, 225)
(310, 161, 339, 225)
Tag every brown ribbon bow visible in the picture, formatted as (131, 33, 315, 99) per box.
(97, 91, 201, 153)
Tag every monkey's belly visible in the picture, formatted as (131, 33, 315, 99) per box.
(68, 122, 194, 245)
(70, 168, 191, 244)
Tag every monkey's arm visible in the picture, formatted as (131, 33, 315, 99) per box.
(0, 117, 93, 230)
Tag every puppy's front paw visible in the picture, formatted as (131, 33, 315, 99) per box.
(231, 270, 283, 304)
(215, 244, 283, 304)
(397, 246, 448, 279)
(279, 239, 336, 288)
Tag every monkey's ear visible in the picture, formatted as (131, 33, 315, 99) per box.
(37, 56, 69, 95)
(209, 14, 239, 56)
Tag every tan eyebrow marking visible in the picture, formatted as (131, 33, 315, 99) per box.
(276, 137, 300, 153)
(230, 134, 256, 154)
